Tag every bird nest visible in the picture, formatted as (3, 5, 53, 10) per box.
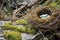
(28, 6, 60, 32)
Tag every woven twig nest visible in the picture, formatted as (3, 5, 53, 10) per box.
(27, 6, 60, 32)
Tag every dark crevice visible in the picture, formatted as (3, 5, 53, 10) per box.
(40, 0, 47, 4)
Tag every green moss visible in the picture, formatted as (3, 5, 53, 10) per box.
(2, 23, 18, 30)
(58, 0, 60, 2)
(28, 24, 34, 29)
(19, 27, 26, 32)
(5, 22, 12, 25)
(27, 27, 35, 35)
(2, 20, 35, 35)
(4, 31, 22, 40)
(50, 2, 58, 9)
(16, 19, 28, 25)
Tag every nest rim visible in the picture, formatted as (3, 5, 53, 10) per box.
(29, 6, 60, 32)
